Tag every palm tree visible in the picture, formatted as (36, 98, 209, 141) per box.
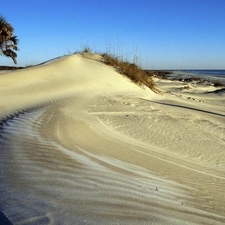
(0, 15, 19, 64)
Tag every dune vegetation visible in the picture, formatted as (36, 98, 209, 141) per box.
(101, 53, 156, 91)
(81, 47, 157, 92)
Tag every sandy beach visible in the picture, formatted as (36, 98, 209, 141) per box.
(0, 53, 225, 224)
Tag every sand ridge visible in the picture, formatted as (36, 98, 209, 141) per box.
(0, 53, 225, 224)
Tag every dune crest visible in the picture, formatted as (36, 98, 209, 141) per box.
(0, 53, 225, 224)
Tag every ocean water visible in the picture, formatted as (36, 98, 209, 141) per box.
(169, 70, 225, 86)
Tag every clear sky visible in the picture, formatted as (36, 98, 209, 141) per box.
(1, 0, 225, 69)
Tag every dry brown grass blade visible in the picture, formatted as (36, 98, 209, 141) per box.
(102, 53, 158, 92)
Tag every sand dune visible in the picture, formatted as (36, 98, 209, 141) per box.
(0, 53, 225, 224)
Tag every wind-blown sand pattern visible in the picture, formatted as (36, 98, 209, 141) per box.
(0, 53, 225, 224)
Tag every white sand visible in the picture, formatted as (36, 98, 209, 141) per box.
(0, 53, 225, 224)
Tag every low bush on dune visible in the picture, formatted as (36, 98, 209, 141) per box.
(82, 47, 92, 53)
(101, 53, 157, 92)
(174, 76, 224, 88)
(213, 81, 224, 87)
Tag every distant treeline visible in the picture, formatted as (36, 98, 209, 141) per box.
(0, 66, 24, 70)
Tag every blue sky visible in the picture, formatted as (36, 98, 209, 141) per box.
(1, 0, 225, 69)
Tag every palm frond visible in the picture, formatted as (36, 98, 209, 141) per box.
(0, 16, 8, 28)
(10, 35, 19, 45)
(0, 15, 19, 64)
(2, 49, 17, 64)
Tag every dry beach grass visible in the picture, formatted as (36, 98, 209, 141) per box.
(0, 52, 225, 224)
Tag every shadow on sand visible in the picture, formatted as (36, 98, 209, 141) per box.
(140, 99, 225, 118)
(0, 211, 13, 225)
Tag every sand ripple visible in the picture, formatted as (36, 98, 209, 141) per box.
(1, 97, 225, 225)
(0, 54, 225, 224)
